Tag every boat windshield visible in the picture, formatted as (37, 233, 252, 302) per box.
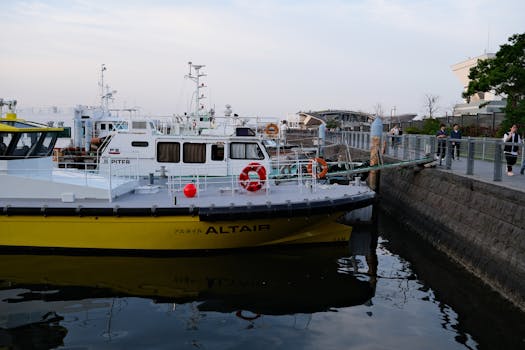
(0, 131, 59, 159)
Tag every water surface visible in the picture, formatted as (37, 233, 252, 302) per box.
(1, 212, 524, 349)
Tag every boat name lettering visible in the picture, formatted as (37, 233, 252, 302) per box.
(111, 159, 131, 164)
(173, 228, 203, 234)
(205, 224, 270, 235)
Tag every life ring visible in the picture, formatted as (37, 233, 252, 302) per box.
(307, 157, 329, 179)
(235, 310, 261, 321)
(239, 162, 267, 192)
(264, 123, 279, 136)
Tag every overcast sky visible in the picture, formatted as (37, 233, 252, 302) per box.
(1, 0, 524, 118)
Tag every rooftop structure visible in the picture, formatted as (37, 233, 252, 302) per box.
(289, 110, 373, 130)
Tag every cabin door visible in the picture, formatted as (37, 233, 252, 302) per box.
(209, 142, 227, 176)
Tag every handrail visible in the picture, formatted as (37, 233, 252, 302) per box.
(327, 130, 525, 182)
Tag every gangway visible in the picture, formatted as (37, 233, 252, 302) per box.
(324, 156, 435, 179)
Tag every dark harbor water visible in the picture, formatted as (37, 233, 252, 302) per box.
(1, 211, 524, 349)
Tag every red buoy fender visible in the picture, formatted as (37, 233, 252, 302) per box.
(239, 162, 267, 192)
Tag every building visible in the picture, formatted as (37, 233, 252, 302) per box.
(289, 110, 373, 130)
(451, 53, 506, 116)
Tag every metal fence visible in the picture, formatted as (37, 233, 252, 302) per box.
(326, 130, 525, 182)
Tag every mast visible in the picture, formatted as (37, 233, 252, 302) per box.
(100, 64, 107, 108)
(185, 62, 207, 121)
(99, 64, 117, 111)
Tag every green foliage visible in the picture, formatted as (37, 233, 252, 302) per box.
(421, 118, 441, 135)
(400, 118, 441, 135)
(464, 33, 525, 128)
(325, 118, 339, 129)
(403, 126, 420, 134)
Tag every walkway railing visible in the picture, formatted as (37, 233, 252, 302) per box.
(327, 131, 525, 182)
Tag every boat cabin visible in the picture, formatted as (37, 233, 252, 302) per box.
(97, 124, 271, 177)
(0, 112, 62, 160)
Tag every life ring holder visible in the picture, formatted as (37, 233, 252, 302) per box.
(307, 157, 329, 179)
(239, 162, 267, 192)
(264, 123, 279, 136)
(235, 310, 261, 321)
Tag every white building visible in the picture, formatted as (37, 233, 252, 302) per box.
(451, 53, 505, 116)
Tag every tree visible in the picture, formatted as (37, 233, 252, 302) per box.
(464, 33, 525, 130)
(423, 94, 440, 118)
(325, 118, 339, 129)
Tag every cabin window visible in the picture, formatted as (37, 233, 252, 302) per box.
(34, 132, 57, 156)
(101, 124, 106, 130)
(115, 122, 128, 131)
(183, 143, 206, 163)
(157, 142, 180, 163)
(132, 141, 149, 147)
(132, 121, 147, 129)
(12, 132, 41, 157)
(230, 142, 264, 160)
(0, 132, 13, 156)
(211, 144, 224, 161)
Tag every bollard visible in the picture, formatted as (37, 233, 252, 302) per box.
(369, 117, 382, 191)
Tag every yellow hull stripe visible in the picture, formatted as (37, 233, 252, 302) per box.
(0, 213, 351, 250)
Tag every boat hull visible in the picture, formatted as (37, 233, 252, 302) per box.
(0, 211, 352, 251)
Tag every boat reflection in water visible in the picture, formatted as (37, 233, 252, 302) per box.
(0, 232, 378, 348)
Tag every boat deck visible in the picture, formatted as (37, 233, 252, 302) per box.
(0, 176, 374, 211)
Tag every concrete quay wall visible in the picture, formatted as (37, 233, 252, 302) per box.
(379, 165, 525, 311)
(349, 147, 525, 310)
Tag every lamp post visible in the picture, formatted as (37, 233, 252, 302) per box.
(391, 106, 397, 127)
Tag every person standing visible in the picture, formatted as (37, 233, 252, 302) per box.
(436, 124, 447, 165)
(389, 124, 400, 148)
(503, 124, 521, 176)
(450, 124, 462, 160)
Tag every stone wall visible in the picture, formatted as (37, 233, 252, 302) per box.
(377, 165, 525, 311)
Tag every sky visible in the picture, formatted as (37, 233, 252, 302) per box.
(1, 0, 524, 119)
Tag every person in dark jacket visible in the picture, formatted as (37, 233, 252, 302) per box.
(435, 124, 447, 165)
(450, 124, 462, 160)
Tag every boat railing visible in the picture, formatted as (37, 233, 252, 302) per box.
(163, 157, 373, 201)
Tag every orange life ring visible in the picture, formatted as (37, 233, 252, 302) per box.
(239, 162, 267, 192)
(307, 157, 329, 178)
(235, 310, 261, 321)
(264, 123, 279, 136)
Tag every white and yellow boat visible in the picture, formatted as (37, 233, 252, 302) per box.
(0, 100, 375, 252)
